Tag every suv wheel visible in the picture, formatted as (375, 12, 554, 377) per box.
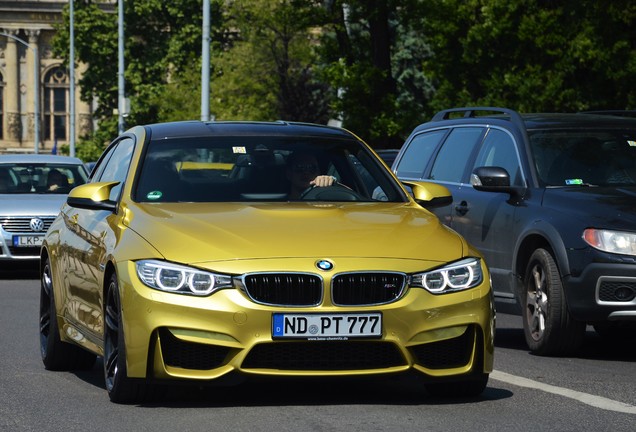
(522, 248, 585, 356)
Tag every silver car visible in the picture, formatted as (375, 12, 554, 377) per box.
(0, 154, 89, 264)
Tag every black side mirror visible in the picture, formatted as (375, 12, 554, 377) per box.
(471, 166, 525, 198)
(472, 166, 510, 188)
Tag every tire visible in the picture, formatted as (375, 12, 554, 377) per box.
(522, 248, 585, 356)
(103, 273, 149, 404)
(425, 374, 489, 398)
(39, 257, 96, 371)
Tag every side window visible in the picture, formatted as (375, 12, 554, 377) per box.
(473, 129, 524, 186)
(429, 127, 484, 183)
(395, 129, 447, 179)
(95, 137, 135, 201)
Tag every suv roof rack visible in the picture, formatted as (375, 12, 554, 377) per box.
(432, 107, 525, 130)
(580, 110, 636, 118)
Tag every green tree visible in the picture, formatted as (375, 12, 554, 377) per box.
(210, 0, 331, 123)
(420, 0, 636, 113)
(54, 0, 219, 159)
(53, 0, 636, 159)
(318, 0, 432, 147)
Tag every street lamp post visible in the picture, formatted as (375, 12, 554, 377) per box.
(117, 0, 126, 134)
(69, 0, 76, 157)
(201, 0, 211, 122)
(0, 31, 40, 154)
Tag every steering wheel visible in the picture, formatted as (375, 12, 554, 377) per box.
(299, 184, 362, 201)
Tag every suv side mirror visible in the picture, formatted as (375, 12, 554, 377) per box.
(471, 166, 524, 197)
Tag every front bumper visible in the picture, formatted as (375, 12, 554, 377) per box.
(564, 261, 636, 322)
(111, 260, 494, 384)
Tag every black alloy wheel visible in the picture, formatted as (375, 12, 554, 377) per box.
(103, 273, 148, 403)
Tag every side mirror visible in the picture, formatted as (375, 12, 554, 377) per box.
(471, 166, 524, 197)
(66, 181, 120, 211)
(402, 181, 453, 208)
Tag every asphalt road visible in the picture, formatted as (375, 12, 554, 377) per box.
(1, 266, 634, 432)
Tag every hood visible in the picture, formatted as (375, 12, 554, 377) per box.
(125, 202, 464, 264)
(0, 194, 67, 217)
(543, 186, 636, 230)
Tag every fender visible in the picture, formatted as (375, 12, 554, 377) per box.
(511, 219, 571, 301)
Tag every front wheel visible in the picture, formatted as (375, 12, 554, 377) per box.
(103, 273, 149, 403)
(522, 248, 585, 356)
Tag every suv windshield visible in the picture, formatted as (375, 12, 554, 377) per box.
(530, 129, 636, 186)
(134, 136, 405, 203)
(0, 163, 88, 194)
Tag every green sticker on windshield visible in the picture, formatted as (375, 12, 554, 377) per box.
(565, 179, 583, 185)
(147, 191, 163, 200)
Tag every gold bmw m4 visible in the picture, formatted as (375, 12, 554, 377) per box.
(39, 121, 494, 403)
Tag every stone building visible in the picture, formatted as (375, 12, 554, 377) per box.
(0, 0, 112, 154)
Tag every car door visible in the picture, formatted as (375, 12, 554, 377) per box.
(449, 128, 524, 299)
(62, 137, 135, 342)
(421, 127, 486, 226)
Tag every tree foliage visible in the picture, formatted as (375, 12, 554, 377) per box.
(53, 0, 636, 159)
(420, 0, 636, 113)
(210, 0, 331, 123)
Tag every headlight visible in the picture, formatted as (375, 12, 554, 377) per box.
(583, 229, 636, 256)
(410, 258, 483, 294)
(136, 260, 233, 296)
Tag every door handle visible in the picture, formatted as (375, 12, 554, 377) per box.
(455, 201, 469, 216)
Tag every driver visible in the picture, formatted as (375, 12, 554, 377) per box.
(46, 169, 70, 192)
(286, 152, 336, 199)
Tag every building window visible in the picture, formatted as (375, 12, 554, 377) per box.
(43, 67, 69, 142)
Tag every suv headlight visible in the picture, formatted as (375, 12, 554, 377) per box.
(410, 258, 483, 294)
(583, 229, 636, 256)
(136, 260, 233, 296)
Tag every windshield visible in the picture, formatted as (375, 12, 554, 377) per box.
(134, 136, 406, 203)
(530, 129, 636, 186)
(0, 163, 88, 194)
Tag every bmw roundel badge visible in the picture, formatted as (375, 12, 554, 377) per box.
(316, 259, 334, 271)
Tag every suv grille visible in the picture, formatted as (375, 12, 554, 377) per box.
(242, 273, 322, 306)
(332, 272, 406, 305)
(242, 341, 406, 370)
(599, 280, 636, 302)
(0, 217, 55, 233)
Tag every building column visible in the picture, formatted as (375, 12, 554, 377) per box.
(76, 63, 93, 139)
(3, 29, 21, 143)
(24, 29, 40, 145)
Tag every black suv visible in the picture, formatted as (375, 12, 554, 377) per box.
(393, 107, 636, 355)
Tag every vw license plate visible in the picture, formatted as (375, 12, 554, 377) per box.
(13, 235, 44, 247)
(272, 313, 382, 340)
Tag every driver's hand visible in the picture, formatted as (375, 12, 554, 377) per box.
(311, 175, 336, 187)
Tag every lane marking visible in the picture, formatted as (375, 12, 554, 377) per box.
(491, 370, 636, 415)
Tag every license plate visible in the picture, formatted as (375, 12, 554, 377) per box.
(13, 235, 44, 247)
(272, 313, 382, 340)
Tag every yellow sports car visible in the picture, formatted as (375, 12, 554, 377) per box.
(39, 121, 494, 403)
